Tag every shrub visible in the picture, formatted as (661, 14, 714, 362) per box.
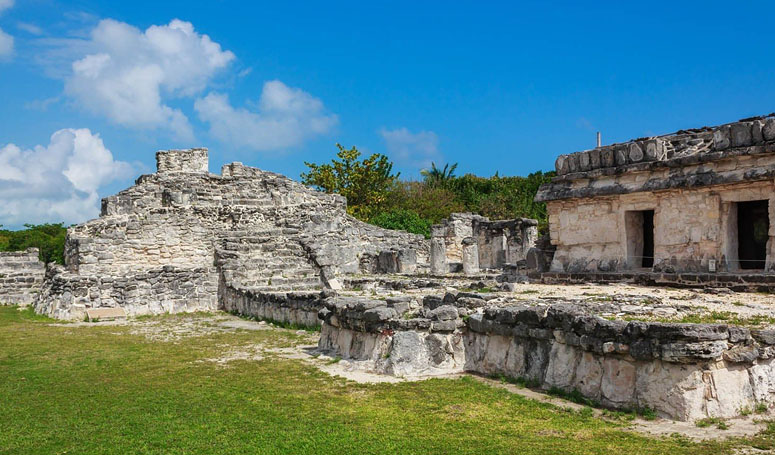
(369, 209, 433, 238)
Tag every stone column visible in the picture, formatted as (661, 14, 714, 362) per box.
(397, 249, 417, 274)
(462, 237, 479, 275)
(430, 238, 447, 275)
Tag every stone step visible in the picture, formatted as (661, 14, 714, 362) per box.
(85, 307, 127, 321)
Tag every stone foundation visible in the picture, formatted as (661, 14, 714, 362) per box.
(35, 265, 218, 320)
(0, 248, 45, 306)
(219, 284, 327, 328)
(315, 291, 775, 420)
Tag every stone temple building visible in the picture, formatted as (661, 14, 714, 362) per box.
(536, 115, 775, 277)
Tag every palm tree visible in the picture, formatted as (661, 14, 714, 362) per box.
(421, 162, 458, 187)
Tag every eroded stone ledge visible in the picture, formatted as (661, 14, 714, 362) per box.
(315, 290, 775, 420)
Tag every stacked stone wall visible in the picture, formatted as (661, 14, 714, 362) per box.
(0, 248, 45, 306)
(545, 179, 775, 273)
(538, 115, 775, 275)
(219, 285, 327, 328)
(316, 292, 775, 420)
(35, 265, 218, 320)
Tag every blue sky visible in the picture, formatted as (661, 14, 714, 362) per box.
(1, 0, 775, 228)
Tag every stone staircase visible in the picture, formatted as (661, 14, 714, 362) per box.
(217, 228, 323, 292)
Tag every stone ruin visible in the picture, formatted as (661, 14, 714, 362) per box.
(429, 213, 539, 275)
(0, 127, 774, 423)
(32, 148, 427, 320)
(537, 114, 775, 288)
(0, 248, 45, 306)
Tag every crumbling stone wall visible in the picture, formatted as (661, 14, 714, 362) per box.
(431, 213, 538, 272)
(317, 292, 775, 420)
(34, 148, 428, 320)
(537, 115, 775, 274)
(0, 249, 45, 306)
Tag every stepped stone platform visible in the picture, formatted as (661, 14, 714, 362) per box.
(30, 148, 427, 320)
(316, 277, 775, 421)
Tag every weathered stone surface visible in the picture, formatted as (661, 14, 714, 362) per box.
(430, 238, 447, 275)
(32, 148, 429, 320)
(431, 213, 538, 272)
(0, 248, 45, 306)
(461, 237, 479, 275)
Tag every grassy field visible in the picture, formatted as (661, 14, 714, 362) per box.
(0, 306, 773, 454)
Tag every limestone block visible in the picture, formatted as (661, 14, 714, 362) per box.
(713, 125, 731, 150)
(704, 367, 755, 417)
(763, 117, 775, 141)
(544, 342, 581, 389)
(555, 155, 568, 175)
(578, 151, 591, 171)
(397, 249, 417, 274)
(504, 338, 527, 378)
(600, 357, 636, 405)
(730, 122, 752, 147)
(614, 145, 628, 166)
(628, 142, 644, 162)
(481, 335, 511, 374)
(573, 352, 603, 399)
(600, 146, 615, 168)
(749, 360, 775, 402)
(589, 148, 601, 169)
(644, 139, 666, 161)
(430, 238, 447, 275)
(752, 120, 764, 144)
(635, 361, 706, 421)
(461, 237, 479, 275)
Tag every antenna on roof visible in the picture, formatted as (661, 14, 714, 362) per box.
(596, 131, 601, 148)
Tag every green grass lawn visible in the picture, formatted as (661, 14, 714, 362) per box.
(0, 306, 772, 454)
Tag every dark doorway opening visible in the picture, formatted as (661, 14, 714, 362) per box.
(625, 209, 655, 269)
(738, 200, 769, 270)
(642, 210, 654, 268)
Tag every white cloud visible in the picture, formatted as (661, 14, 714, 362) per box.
(0, 27, 12, 58)
(194, 80, 338, 150)
(0, 0, 13, 13)
(64, 19, 235, 141)
(379, 127, 441, 170)
(0, 129, 134, 227)
(17, 22, 43, 35)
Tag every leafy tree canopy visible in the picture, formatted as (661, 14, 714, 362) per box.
(301, 144, 399, 219)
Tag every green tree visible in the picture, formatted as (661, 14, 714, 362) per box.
(421, 162, 458, 188)
(301, 144, 400, 219)
(0, 223, 67, 264)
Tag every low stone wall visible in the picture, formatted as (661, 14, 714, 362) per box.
(0, 248, 45, 306)
(34, 265, 218, 320)
(534, 271, 775, 292)
(466, 305, 775, 420)
(317, 296, 466, 376)
(316, 291, 775, 420)
(220, 284, 328, 327)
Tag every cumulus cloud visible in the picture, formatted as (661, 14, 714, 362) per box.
(379, 127, 441, 170)
(194, 80, 338, 150)
(0, 129, 134, 227)
(64, 19, 235, 140)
